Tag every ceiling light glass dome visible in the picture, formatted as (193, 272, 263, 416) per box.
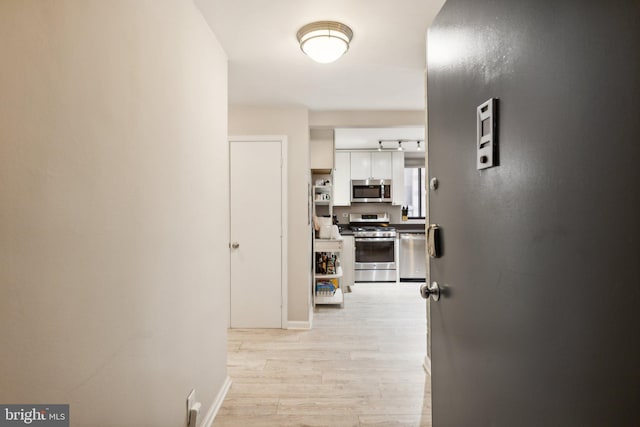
(297, 21, 353, 64)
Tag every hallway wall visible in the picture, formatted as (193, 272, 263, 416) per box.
(0, 1, 229, 425)
(228, 105, 311, 323)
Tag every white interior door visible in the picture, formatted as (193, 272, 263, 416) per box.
(230, 138, 284, 328)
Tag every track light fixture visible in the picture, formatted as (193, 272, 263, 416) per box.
(375, 139, 423, 151)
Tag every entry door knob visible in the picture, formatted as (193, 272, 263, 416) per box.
(230, 242, 240, 249)
(420, 281, 440, 301)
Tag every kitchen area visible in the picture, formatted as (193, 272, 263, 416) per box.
(311, 127, 427, 307)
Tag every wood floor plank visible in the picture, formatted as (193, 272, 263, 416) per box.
(226, 382, 383, 399)
(213, 283, 432, 426)
(276, 397, 429, 416)
(212, 414, 360, 427)
(216, 397, 279, 416)
(359, 414, 433, 427)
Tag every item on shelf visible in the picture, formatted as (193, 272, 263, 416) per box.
(315, 252, 338, 275)
(326, 257, 335, 275)
(315, 281, 336, 296)
(315, 252, 325, 274)
(319, 224, 332, 239)
(315, 216, 333, 238)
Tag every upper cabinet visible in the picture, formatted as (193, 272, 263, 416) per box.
(310, 129, 334, 172)
(350, 152, 371, 180)
(350, 152, 392, 180)
(337, 150, 403, 205)
(331, 127, 423, 207)
(334, 152, 351, 206)
(392, 151, 405, 206)
(372, 152, 393, 179)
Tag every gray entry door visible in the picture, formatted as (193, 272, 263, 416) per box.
(427, 1, 640, 426)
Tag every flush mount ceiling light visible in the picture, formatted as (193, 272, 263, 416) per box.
(297, 21, 353, 64)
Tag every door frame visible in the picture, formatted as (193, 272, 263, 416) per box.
(228, 135, 288, 329)
(423, 60, 432, 376)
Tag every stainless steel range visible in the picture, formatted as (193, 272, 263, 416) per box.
(350, 213, 397, 282)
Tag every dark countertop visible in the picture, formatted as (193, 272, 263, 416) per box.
(392, 223, 426, 233)
(337, 226, 354, 236)
(337, 223, 425, 236)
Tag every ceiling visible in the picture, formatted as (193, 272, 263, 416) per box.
(335, 127, 425, 151)
(195, 0, 446, 111)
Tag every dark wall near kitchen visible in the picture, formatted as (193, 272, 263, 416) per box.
(428, 0, 640, 425)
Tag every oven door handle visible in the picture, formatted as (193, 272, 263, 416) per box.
(355, 238, 396, 242)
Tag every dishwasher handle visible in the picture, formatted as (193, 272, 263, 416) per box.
(399, 233, 426, 240)
(355, 237, 396, 243)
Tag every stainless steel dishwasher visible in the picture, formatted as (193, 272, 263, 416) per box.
(399, 232, 426, 282)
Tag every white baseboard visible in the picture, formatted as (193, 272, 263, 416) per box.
(287, 304, 314, 330)
(423, 355, 431, 376)
(200, 375, 232, 427)
(287, 320, 311, 330)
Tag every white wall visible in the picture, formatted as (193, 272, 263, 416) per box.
(309, 110, 425, 128)
(334, 127, 425, 150)
(228, 106, 312, 323)
(0, 2, 229, 426)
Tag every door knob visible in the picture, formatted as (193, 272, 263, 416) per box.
(230, 242, 240, 249)
(420, 281, 440, 301)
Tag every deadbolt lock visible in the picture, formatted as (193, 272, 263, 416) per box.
(427, 224, 442, 258)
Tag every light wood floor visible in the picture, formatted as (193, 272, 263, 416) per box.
(213, 282, 431, 427)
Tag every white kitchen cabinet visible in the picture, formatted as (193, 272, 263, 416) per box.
(350, 151, 392, 180)
(333, 152, 351, 206)
(372, 152, 392, 179)
(341, 235, 355, 290)
(349, 152, 371, 180)
(310, 129, 334, 172)
(392, 151, 405, 206)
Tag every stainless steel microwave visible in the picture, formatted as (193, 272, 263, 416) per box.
(351, 179, 392, 203)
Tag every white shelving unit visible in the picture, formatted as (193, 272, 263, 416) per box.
(314, 265, 344, 305)
(312, 182, 344, 308)
(313, 241, 344, 308)
(312, 185, 333, 217)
